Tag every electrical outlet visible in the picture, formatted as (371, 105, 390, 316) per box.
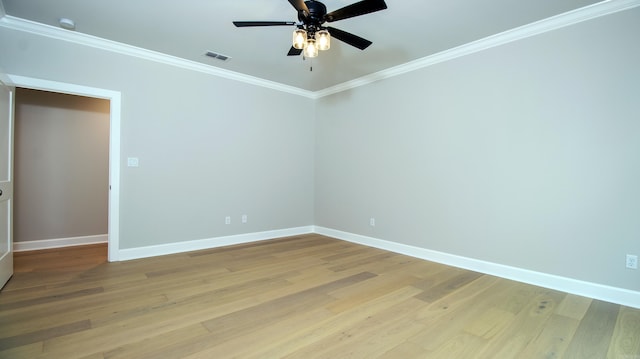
(225, 216, 231, 225)
(369, 217, 376, 227)
(242, 214, 247, 223)
(626, 254, 638, 269)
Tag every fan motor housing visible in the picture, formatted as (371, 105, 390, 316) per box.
(300, 0, 327, 25)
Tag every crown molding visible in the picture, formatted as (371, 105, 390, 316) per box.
(1, 0, 638, 99)
(314, 0, 640, 98)
(0, 15, 316, 99)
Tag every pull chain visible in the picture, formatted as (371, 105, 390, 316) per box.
(302, 55, 313, 71)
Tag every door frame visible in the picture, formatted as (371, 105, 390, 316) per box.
(7, 75, 121, 261)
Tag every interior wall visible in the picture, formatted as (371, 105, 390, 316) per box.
(14, 88, 109, 242)
(0, 26, 315, 250)
(315, 8, 640, 292)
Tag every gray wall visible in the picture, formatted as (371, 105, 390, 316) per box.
(14, 88, 110, 242)
(0, 26, 315, 249)
(315, 8, 640, 291)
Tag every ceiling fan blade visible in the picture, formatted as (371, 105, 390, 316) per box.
(326, 26, 372, 50)
(288, 0, 309, 13)
(325, 0, 387, 22)
(287, 47, 303, 56)
(233, 21, 296, 27)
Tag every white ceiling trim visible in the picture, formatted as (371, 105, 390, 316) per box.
(1, 0, 638, 99)
(0, 15, 316, 99)
(314, 0, 640, 98)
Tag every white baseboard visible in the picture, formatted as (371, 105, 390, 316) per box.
(20, 226, 637, 308)
(13, 234, 108, 252)
(313, 226, 640, 309)
(118, 226, 315, 261)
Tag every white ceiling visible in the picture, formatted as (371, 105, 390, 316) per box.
(1, 0, 603, 92)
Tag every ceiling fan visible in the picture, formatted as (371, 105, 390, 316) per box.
(233, 0, 388, 58)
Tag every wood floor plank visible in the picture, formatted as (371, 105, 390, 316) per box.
(101, 323, 211, 359)
(518, 313, 580, 359)
(376, 341, 426, 358)
(2, 271, 76, 292)
(107, 274, 370, 358)
(329, 300, 429, 358)
(427, 332, 489, 358)
(369, 254, 432, 277)
(200, 271, 377, 333)
(2, 268, 231, 326)
(41, 272, 373, 358)
(380, 256, 449, 279)
(464, 307, 515, 339)
(410, 265, 464, 292)
(563, 300, 620, 359)
(321, 247, 370, 262)
(0, 284, 49, 303)
(476, 290, 567, 358)
(282, 297, 428, 359)
(326, 272, 420, 313)
(327, 252, 396, 272)
(0, 341, 44, 359)
(1, 235, 638, 358)
(0, 319, 91, 350)
(245, 286, 424, 359)
(555, 293, 593, 321)
(414, 270, 484, 303)
(607, 305, 640, 359)
(408, 275, 510, 350)
(180, 308, 334, 359)
(0, 286, 104, 311)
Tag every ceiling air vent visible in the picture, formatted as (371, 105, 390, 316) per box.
(205, 51, 230, 61)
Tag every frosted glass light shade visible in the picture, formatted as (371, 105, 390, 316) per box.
(317, 30, 330, 51)
(293, 29, 307, 50)
(304, 38, 318, 58)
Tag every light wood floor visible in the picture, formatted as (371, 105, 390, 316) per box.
(1, 234, 639, 358)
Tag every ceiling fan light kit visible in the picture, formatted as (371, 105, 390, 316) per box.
(293, 29, 307, 50)
(292, 28, 330, 58)
(304, 38, 318, 58)
(233, 0, 387, 58)
(316, 30, 330, 51)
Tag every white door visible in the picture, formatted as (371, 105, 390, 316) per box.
(0, 77, 14, 289)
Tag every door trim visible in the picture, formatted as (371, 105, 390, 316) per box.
(7, 75, 121, 261)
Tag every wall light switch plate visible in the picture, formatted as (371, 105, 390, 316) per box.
(626, 254, 638, 269)
(127, 157, 139, 167)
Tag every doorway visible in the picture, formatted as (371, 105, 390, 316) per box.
(7, 75, 121, 261)
(14, 89, 109, 256)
